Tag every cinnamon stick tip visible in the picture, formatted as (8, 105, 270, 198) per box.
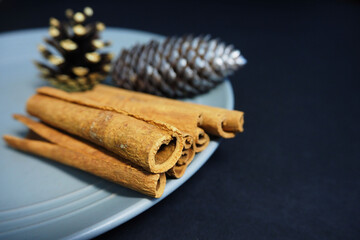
(167, 164, 187, 179)
(12, 113, 26, 121)
(154, 173, 166, 198)
(239, 114, 245, 132)
(148, 135, 180, 173)
(3, 134, 19, 145)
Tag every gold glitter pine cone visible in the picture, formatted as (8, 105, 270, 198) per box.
(34, 7, 113, 92)
(112, 35, 247, 98)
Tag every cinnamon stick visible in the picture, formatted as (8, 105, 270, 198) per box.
(166, 132, 195, 178)
(36, 87, 198, 178)
(38, 86, 210, 152)
(26, 93, 184, 173)
(68, 84, 244, 138)
(4, 115, 166, 198)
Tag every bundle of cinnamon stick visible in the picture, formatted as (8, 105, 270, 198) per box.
(4, 85, 244, 198)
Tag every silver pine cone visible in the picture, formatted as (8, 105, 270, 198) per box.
(112, 35, 246, 98)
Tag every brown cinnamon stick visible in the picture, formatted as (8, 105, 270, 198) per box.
(4, 115, 166, 198)
(195, 127, 210, 152)
(166, 132, 195, 178)
(36, 87, 198, 178)
(38, 87, 210, 152)
(26, 92, 184, 173)
(68, 84, 244, 138)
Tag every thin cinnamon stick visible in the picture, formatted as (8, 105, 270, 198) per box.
(68, 84, 244, 138)
(38, 86, 210, 153)
(166, 132, 195, 178)
(91, 97, 209, 153)
(195, 127, 210, 152)
(4, 116, 166, 198)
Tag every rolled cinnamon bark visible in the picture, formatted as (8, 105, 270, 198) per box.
(68, 84, 244, 138)
(4, 115, 166, 198)
(166, 155, 193, 179)
(26, 92, 184, 173)
(37, 86, 199, 178)
(166, 132, 195, 178)
(195, 127, 210, 152)
(38, 86, 210, 152)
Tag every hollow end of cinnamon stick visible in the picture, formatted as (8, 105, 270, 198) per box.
(154, 173, 166, 198)
(148, 136, 179, 173)
(200, 112, 242, 139)
(166, 152, 193, 178)
(222, 112, 245, 133)
(166, 147, 196, 178)
(195, 127, 210, 153)
(183, 134, 193, 150)
(167, 164, 187, 179)
(166, 133, 195, 178)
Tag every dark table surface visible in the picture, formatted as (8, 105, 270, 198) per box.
(1, 0, 359, 239)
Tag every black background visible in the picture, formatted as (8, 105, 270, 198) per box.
(1, 0, 359, 239)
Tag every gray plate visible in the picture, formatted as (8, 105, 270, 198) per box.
(0, 28, 234, 240)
